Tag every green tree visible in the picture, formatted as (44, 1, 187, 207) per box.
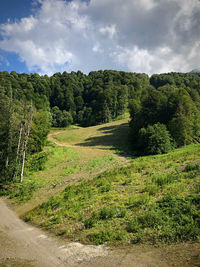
(168, 94, 200, 146)
(138, 123, 173, 155)
(29, 110, 51, 153)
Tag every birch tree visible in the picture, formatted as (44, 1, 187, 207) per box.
(20, 101, 33, 183)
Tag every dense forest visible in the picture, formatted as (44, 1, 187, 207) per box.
(0, 70, 200, 183)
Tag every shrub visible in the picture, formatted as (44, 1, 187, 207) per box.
(116, 207, 126, 218)
(87, 230, 112, 245)
(138, 123, 173, 155)
(126, 219, 139, 233)
(7, 180, 42, 202)
(26, 151, 49, 172)
(184, 163, 200, 172)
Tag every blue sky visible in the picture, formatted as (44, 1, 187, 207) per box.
(0, 0, 32, 24)
(0, 0, 200, 75)
(0, 0, 36, 73)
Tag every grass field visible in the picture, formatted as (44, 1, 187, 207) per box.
(51, 118, 131, 152)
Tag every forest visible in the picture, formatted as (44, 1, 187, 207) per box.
(0, 70, 200, 184)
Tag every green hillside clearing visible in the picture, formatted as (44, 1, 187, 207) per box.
(24, 144, 200, 246)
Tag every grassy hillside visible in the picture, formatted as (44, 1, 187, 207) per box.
(23, 144, 200, 246)
(3, 118, 130, 215)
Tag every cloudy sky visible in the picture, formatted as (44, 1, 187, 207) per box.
(0, 0, 200, 75)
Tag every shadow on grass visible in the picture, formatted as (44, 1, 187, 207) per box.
(76, 122, 133, 157)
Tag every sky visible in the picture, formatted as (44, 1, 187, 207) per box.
(0, 0, 200, 76)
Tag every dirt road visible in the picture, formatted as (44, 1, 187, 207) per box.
(0, 198, 108, 267)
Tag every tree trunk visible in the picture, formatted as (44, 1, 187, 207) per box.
(5, 91, 13, 169)
(14, 124, 23, 178)
(16, 124, 23, 163)
(20, 102, 33, 183)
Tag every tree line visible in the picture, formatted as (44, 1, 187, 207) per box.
(0, 70, 149, 127)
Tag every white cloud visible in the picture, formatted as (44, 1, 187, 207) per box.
(112, 46, 153, 74)
(99, 25, 116, 39)
(139, 0, 157, 10)
(92, 43, 102, 53)
(0, 0, 200, 75)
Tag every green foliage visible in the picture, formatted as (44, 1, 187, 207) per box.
(143, 184, 159, 195)
(26, 151, 49, 172)
(0, 70, 149, 129)
(138, 123, 173, 155)
(51, 106, 73, 127)
(1, 70, 200, 247)
(0, 87, 51, 183)
(129, 73, 200, 154)
(29, 110, 52, 153)
(87, 156, 115, 172)
(87, 229, 127, 245)
(152, 173, 176, 187)
(126, 193, 200, 243)
(184, 163, 200, 172)
(168, 94, 200, 146)
(128, 193, 150, 208)
(0, 180, 42, 202)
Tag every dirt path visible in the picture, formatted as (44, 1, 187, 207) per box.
(0, 198, 108, 267)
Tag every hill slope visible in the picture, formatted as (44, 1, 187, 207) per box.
(8, 118, 131, 216)
(24, 140, 200, 246)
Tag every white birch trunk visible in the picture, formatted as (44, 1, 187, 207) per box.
(14, 124, 23, 178)
(20, 102, 33, 183)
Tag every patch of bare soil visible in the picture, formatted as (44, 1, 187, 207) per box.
(79, 243, 200, 267)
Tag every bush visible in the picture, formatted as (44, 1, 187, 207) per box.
(138, 123, 174, 155)
(184, 163, 200, 172)
(99, 207, 116, 220)
(26, 151, 49, 172)
(8, 180, 41, 202)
